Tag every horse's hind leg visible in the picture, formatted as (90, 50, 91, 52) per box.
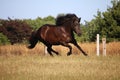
(61, 43, 72, 56)
(47, 45, 60, 56)
(47, 46, 53, 56)
(51, 47, 60, 55)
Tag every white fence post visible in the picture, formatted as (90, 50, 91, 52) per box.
(44, 46, 47, 55)
(96, 34, 100, 56)
(102, 38, 106, 56)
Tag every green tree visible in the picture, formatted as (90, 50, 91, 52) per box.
(43, 16, 55, 24)
(25, 16, 55, 30)
(0, 33, 10, 45)
(0, 18, 32, 44)
(84, 0, 120, 42)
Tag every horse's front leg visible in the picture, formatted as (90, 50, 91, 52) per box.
(72, 40, 88, 56)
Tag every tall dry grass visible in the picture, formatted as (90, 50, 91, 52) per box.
(0, 43, 44, 56)
(0, 42, 120, 80)
(0, 54, 120, 80)
(0, 42, 120, 56)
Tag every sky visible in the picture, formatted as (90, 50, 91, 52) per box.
(0, 0, 112, 24)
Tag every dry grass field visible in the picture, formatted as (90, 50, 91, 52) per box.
(0, 42, 120, 56)
(0, 42, 120, 80)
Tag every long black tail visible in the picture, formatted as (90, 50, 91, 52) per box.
(28, 31, 38, 49)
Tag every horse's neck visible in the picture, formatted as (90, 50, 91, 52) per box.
(62, 26, 72, 34)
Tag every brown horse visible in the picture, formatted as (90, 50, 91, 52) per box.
(28, 14, 87, 56)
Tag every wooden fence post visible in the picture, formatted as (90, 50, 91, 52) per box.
(96, 34, 100, 56)
(102, 38, 106, 56)
(44, 46, 47, 55)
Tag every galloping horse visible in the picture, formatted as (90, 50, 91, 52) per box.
(28, 14, 87, 56)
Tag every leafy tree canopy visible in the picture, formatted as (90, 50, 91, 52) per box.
(83, 0, 120, 42)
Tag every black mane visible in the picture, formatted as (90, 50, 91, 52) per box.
(55, 14, 77, 26)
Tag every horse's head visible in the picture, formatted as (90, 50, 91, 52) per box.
(56, 14, 82, 36)
(71, 15, 81, 36)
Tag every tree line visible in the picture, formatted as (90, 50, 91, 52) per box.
(83, 0, 120, 42)
(0, 16, 55, 45)
(0, 0, 120, 45)
(0, 18, 32, 45)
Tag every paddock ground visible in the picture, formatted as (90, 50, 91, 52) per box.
(0, 55, 120, 80)
(0, 42, 120, 80)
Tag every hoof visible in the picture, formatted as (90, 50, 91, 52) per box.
(84, 53, 88, 56)
(67, 52, 72, 56)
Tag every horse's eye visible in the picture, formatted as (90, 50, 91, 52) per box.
(74, 21, 79, 26)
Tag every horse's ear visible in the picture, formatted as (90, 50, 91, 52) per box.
(79, 18, 81, 22)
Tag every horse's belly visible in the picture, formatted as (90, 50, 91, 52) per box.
(45, 35, 71, 45)
(46, 36, 60, 44)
